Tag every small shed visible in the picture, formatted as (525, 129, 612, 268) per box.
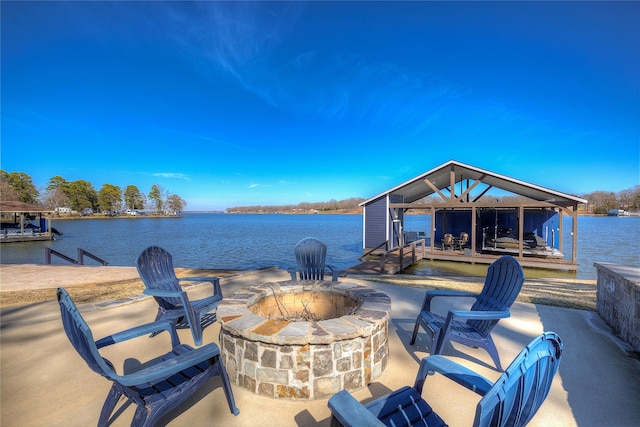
(360, 160, 587, 270)
(0, 201, 55, 242)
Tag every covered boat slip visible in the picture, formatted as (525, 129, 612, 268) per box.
(360, 161, 587, 273)
(0, 201, 55, 243)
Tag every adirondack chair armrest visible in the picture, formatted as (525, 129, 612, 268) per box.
(421, 290, 479, 311)
(328, 390, 385, 427)
(414, 354, 493, 396)
(447, 309, 511, 321)
(112, 343, 222, 387)
(326, 264, 340, 281)
(95, 319, 180, 349)
(178, 276, 222, 296)
(143, 288, 186, 298)
(144, 288, 191, 304)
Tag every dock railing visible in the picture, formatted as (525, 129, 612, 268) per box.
(359, 240, 390, 261)
(77, 248, 109, 266)
(45, 248, 78, 265)
(359, 239, 426, 274)
(45, 248, 109, 266)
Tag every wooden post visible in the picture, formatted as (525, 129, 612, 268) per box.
(518, 206, 525, 258)
(471, 206, 476, 262)
(572, 205, 578, 264)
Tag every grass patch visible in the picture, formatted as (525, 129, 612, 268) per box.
(1, 269, 596, 312)
(0, 269, 238, 308)
(364, 275, 596, 312)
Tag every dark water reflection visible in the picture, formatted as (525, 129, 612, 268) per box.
(404, 215, 640, 279)
(0, 213, 637, 280)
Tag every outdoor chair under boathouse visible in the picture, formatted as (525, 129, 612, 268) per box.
(358, 160, 587, 273)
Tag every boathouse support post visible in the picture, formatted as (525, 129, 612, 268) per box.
(572, 205, 578, 264)
(430, 207, 436, 259)
(558, 209, 564, 254)
(471, 206, 477, 262)
(519, 206, 525, 259)
(559, 204, 580, 265)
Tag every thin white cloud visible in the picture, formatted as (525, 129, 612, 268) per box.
(152, 173, 191, 181)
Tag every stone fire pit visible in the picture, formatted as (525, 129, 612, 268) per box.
(217, 280, 391, 400)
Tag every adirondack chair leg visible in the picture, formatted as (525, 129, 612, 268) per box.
(132, 406, 154, 427)
(186, 309, 203, 346)
(98, 385, 123, 427)
(410, 321, 420, 345)
(192, 325, 203, 346)
(432, 329, 445, 355)
(217, 355, 241, 416)
(484, 337, 503, 371)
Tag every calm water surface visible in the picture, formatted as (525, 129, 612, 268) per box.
(0, 214, 362, 271)
(0, 213, 637, 280)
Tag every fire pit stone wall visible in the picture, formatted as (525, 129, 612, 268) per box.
(217, 280, 391, 400)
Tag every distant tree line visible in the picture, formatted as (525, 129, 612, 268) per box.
(226, 198, 366, 214)
(0, 170, 187, 215)
(233, 186, 639, 216)
(580, 186, 640, 214)
(2, 169, 637, 216)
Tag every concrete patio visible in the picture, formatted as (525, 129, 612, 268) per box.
(1, 266, 639, 426)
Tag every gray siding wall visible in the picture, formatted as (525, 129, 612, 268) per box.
(363, 196, 387, 250)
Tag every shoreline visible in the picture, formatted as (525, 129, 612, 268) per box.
(0, 264, 243, 292)
(0, 262, 596, 291)
(0, 264, 597, 312)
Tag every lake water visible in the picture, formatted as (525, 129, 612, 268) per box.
(0, 213, 638, 280)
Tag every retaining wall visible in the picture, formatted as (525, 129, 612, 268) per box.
(594, 262, 640, 353)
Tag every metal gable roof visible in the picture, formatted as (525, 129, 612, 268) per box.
(0, 201, 53, 213)
(362, 160, 588, 206)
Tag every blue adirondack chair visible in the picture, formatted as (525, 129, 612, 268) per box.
(136, 246, 222, 346)
(57, 288, 239, 427)
(288, 237, 339, 281)
(409, 255, 524, 371)
(328, 332, 562, 427)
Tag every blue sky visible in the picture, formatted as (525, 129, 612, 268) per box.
(2, 1, 638, 211)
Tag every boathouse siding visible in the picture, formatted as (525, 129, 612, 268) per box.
(364, 194, 405, 251)
(363, 196, 386, 250)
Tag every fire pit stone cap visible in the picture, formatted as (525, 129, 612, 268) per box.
(218, 280, 391, 345)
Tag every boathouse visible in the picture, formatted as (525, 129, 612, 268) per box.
(0, 201, 55, 243)
(360, 160, 588, 271)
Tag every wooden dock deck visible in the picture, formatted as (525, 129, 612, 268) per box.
(343, 242, 428, 275)
(343, 243, 579, 275)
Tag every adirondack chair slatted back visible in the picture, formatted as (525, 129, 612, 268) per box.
(475, 332, 563, 427)
(58, 287, 240, 425)
(137, 246, 182, 308)
(468, 256, 524, 336)
(136, 246, 223, 346)
(328, 332, 562, 427)
(58, 289, 116, 379)
(295, 238, 329, 280)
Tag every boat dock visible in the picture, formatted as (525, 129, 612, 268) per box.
(344, 240, 579, 275)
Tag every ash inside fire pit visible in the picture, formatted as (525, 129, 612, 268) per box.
(249, 287, 360, 321)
